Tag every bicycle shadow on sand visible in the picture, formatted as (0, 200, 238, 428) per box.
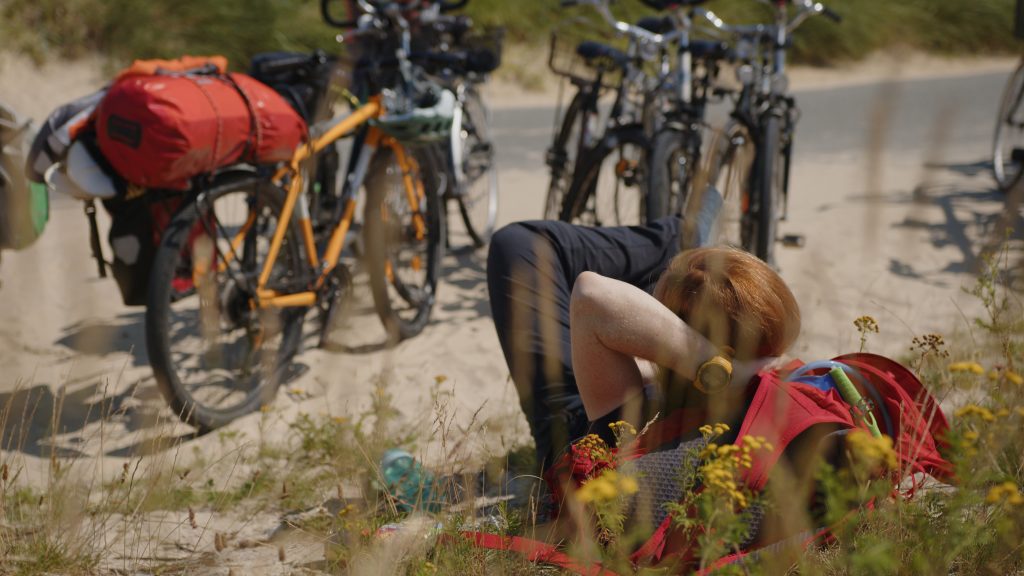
(885, 158, 1024, 289)
(9, 308, 319, 459)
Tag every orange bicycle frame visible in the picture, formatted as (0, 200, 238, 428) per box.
(216, 95, 428, 310)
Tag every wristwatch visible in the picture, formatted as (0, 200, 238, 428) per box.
(694, 354, 734, 394)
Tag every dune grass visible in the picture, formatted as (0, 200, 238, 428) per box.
(0, 0, 1019, 74)
(0, 240, 1020, 574)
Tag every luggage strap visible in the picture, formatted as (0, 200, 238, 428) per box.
(449, 532, 616, 576)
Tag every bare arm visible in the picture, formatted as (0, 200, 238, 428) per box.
(570, 271, 774, 420)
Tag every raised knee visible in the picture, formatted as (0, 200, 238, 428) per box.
(488, 222, 543, 272)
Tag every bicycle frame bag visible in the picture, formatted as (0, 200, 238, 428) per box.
(1, 101, 48, 250)
(96, 57, 307, 190)
(248, 51, 338, 123)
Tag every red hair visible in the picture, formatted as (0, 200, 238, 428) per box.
(654, 247, 801, 360)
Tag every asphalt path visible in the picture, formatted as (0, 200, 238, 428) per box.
(490, 71, 1009, 225)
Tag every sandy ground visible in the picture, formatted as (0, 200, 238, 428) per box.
(1, 51, 1022, 572)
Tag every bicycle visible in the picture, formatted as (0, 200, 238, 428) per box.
(548, 0, 686, 226)
(680, 0, 840, 267)
(415, 6, 502, 247)
(145, 0, 460, 431)
(993, 57, 1024, 192)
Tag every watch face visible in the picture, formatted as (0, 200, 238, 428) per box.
(697, 357, 732, 394)
(700, 364, 730, 392)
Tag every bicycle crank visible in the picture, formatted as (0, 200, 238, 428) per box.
(318, 264, 355, 350)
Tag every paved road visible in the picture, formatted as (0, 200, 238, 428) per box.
(490, 71, 1009, 224)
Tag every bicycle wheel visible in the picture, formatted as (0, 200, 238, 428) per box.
(544, 89, 593, 219)
(455, 87, 498, 247)
(560, 126, 648, 226)
(752, 114, 784, 267)
(993, 61, 1024, 192)
(364, 144, 445, 342)
(647, 128, 698, 223)
(146, 174, 305, 432)
(679, 123, 754, 252)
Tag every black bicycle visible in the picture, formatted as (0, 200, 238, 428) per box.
(994, 58, 1024, 192)
(548, 0, 686, 226)
(680, 0, 840, 268)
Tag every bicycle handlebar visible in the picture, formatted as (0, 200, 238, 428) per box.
(320, 0, 471, 29)
(560, 0, 684, 47)
(695, 0, 839, 41)
(819, 4, 842, 23)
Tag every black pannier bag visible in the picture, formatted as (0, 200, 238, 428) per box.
(104, 190, 185, 306)
(248, 50, 338, 123)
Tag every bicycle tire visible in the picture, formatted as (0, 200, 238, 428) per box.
(993, 61, 1024, 192)
(544, 89, 590, 220)
(364, 144, 445, 342)
(455, 87, 498, 247)
(679, 122, 754, 252)
(559, 126, 648, 226)
(753, 114, 782, 266)
(647, 128, 697, 223)
(146, 173, 305, 432)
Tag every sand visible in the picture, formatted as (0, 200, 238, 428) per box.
(0, 50, 1020, 572)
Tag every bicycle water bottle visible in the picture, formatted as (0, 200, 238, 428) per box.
(379, 449, 442, 512)
(689, 182, 724, 247)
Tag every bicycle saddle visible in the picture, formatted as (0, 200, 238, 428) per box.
(690, 40, 730, 60)
(636, 15, 675, 35)
(640, 0, 709, 10)
(575, 41, 630, 70)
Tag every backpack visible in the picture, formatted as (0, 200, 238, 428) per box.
(465, 353, 953, 574)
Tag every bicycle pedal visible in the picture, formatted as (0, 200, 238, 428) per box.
(780, 234, 805, 248)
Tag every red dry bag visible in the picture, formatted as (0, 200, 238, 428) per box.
(96, 67, 306, 189)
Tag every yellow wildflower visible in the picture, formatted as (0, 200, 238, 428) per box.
(955, 404, 995, 422)
(847, 429, 898, 471)
(996, 408, 1010, 419)
(609, 421, 637, 436)
(699, 422, 731, 440)
(575, 469, 639, 504)
(620, 476, 639, 495)
(986, 481, 1024, 506)
(988, 370, 1001, 381)
(854, 316, 880, 334)
(963, 430, 979, 443)
(948, 361, 985, 375)
(573, 434, 611, 461)
(1007, 371, 1023, 386)
(609, 421, 638, 446)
